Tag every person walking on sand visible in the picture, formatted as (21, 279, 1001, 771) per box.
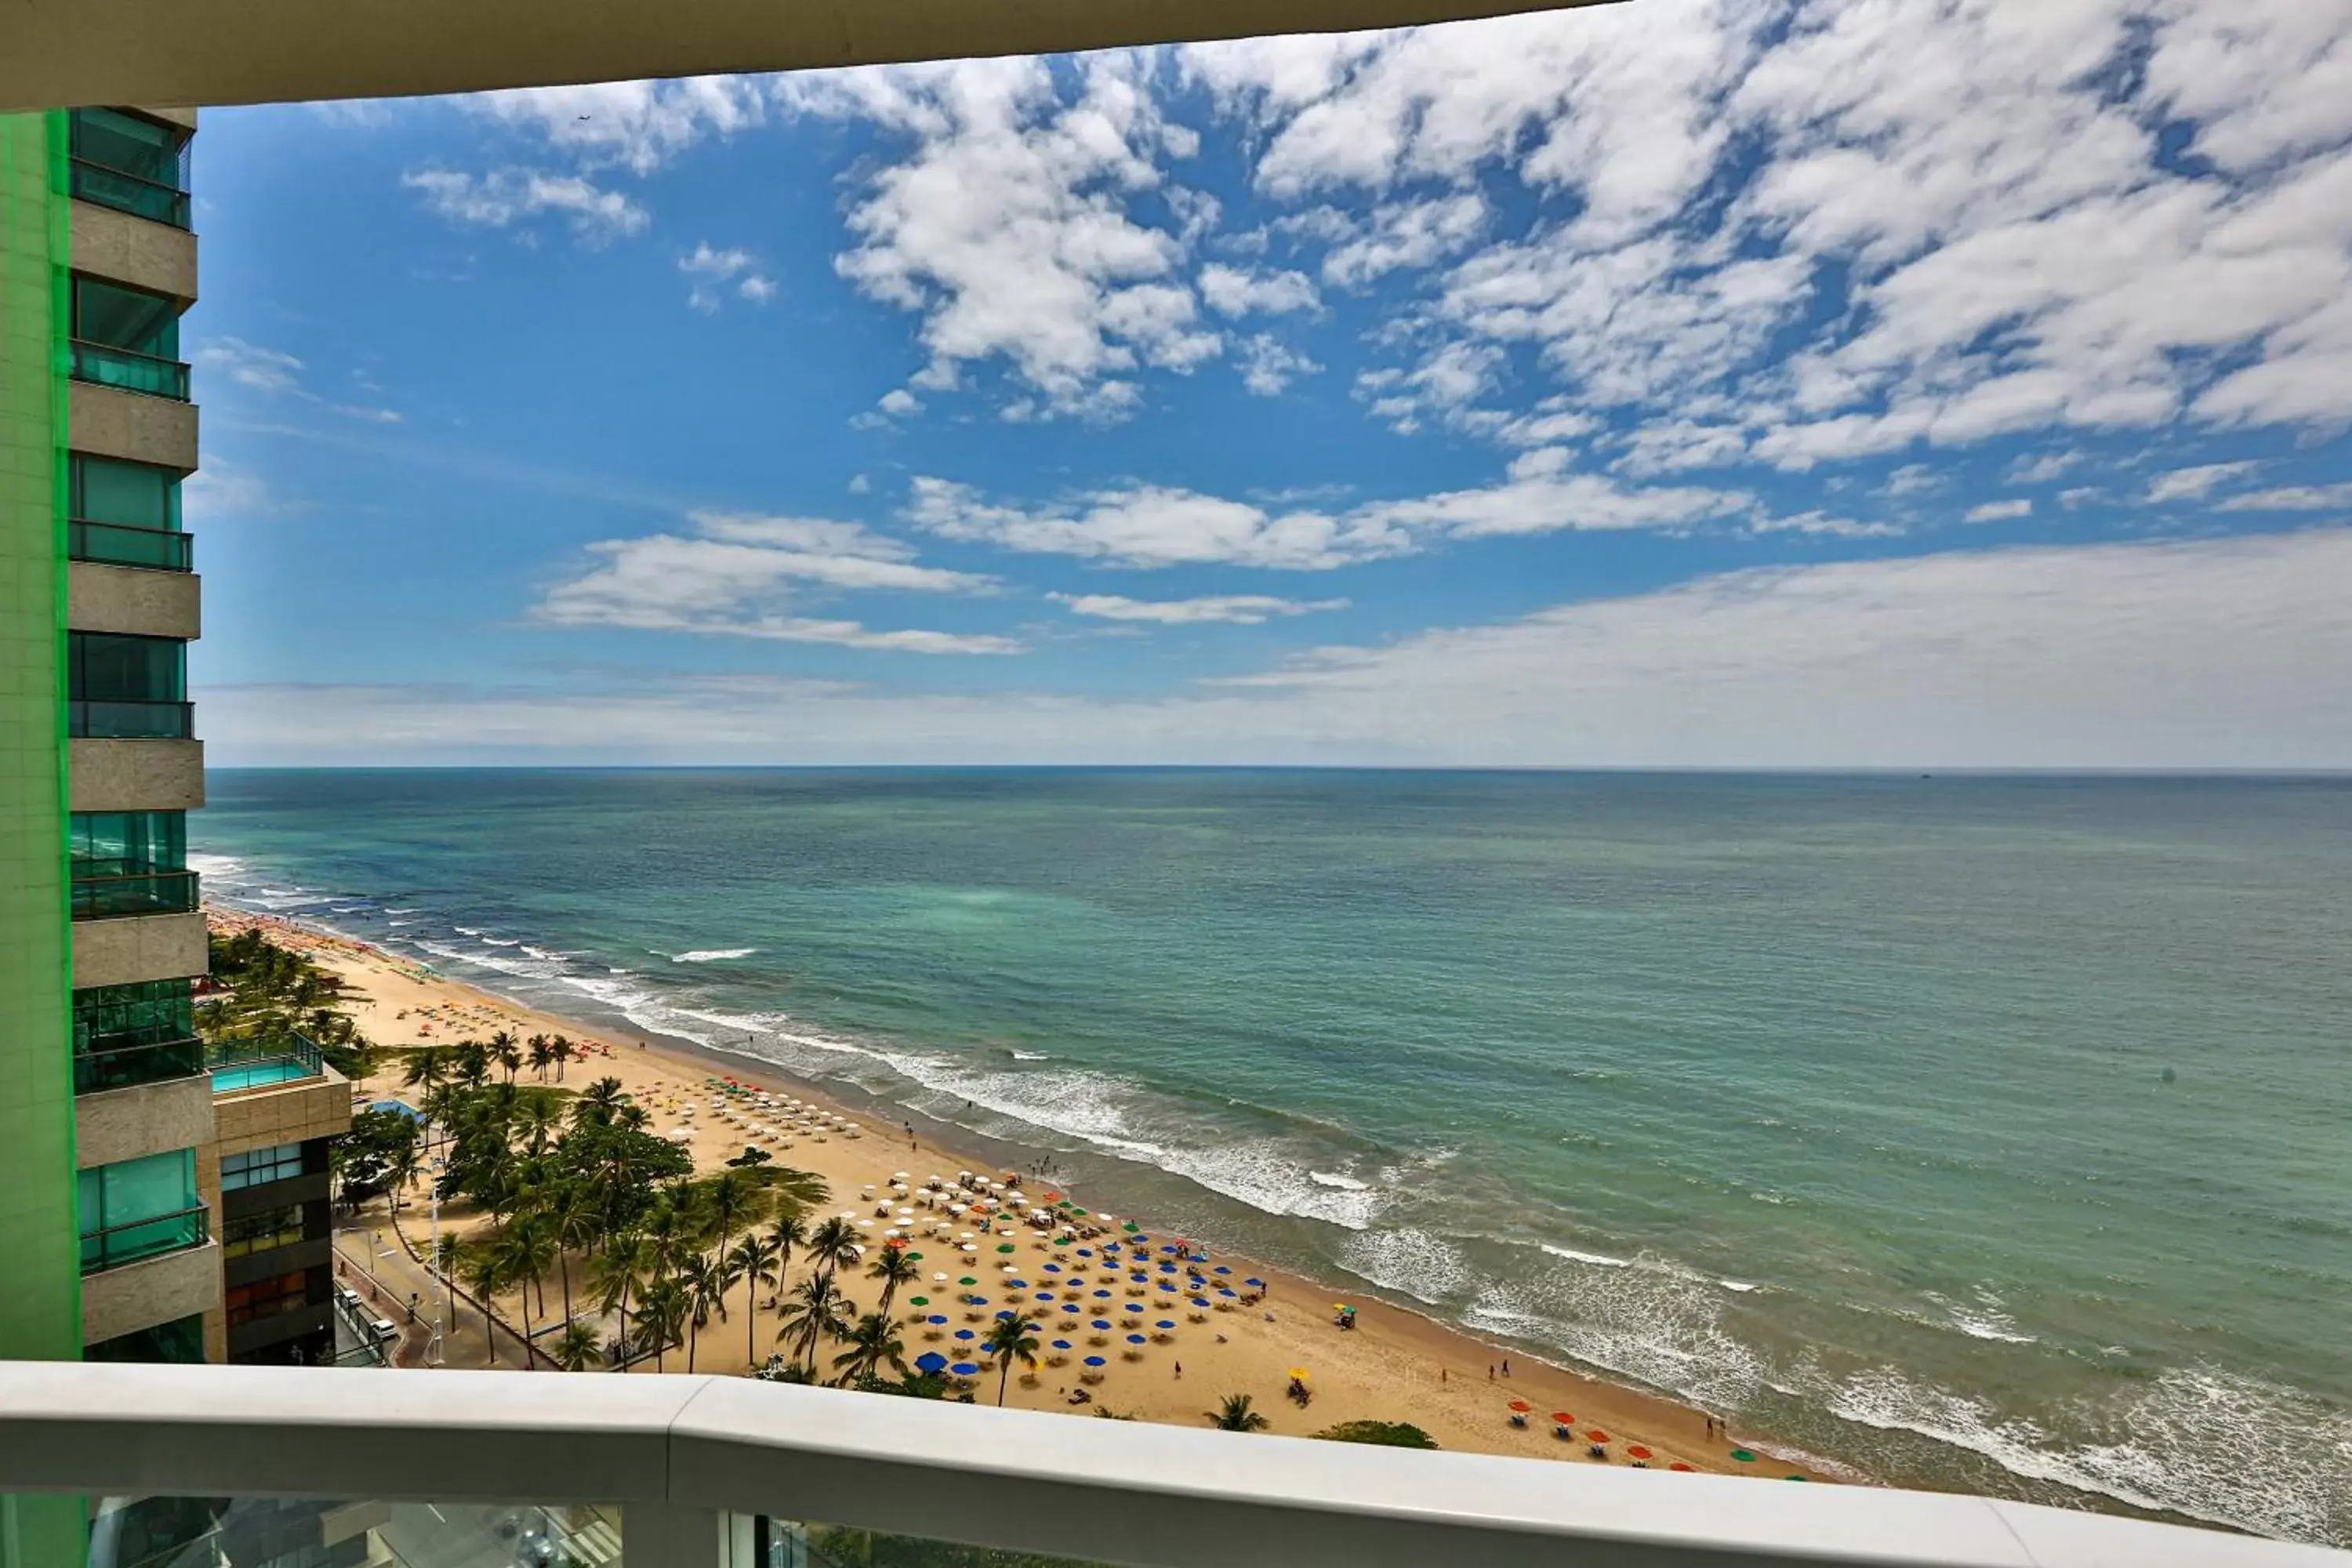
(1488, 1365, 1495, 1381)
(1501, 1359, 1511, 1377)
(1174, 1361, 1182, 1379)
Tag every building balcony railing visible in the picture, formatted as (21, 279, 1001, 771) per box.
(70, 517, 194, 572)
(67, 155, 193, 229)
(70, 866, 199, 920)
(70, 338, 191, 401)
(70, 697, 195, 740)
(74, 1033, 205, 1096)
(0, 1365, 2335, 1568)
(78, 1203, 207, 1276)
(209, 1033, 327, 1093)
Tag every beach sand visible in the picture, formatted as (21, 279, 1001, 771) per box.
(227, 908, 1825, 1483)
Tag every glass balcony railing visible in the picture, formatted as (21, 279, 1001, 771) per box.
(71, 339, 191, 401)
(70, 518, 194, 572)
(78, 1203, 208, 1275)
(0, 1365, 2303, 1568)
(74, 1034, 205, 1096)
(209, 1034, 327, 1093)
(67, 157, 193, 230)
(70, 698, 195, 740)
(70, 866, 199, 920)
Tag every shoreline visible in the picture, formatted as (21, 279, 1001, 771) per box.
(220, 905, 1835, 1483)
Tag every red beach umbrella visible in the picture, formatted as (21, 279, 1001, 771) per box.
(1626, 1446, 1653, 1460)
(1549, 1412, 1574, 1425)
(1507, 1400, 1533, 1413)
(1587, 1431, 1610, 1443)
(1669, 1463, 1695, 1472)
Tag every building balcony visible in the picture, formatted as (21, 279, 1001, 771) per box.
(70, 338, 190, 401)
(68, 155, 192, 230)
(71, 517, 193, 572)
(208, 1033, 327, 1094)
(74, 1033, 205, 1096)
(71, 865, 199, 920)
(78, 1203, 208, 1276)
(0, 1365, 2335, 1568)
(70, 696, 194, 740)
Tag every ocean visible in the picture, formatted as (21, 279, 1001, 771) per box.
(191, 768, 2352, 1544)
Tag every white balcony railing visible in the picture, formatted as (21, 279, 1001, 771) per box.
(0, 1362, 2343, 1568)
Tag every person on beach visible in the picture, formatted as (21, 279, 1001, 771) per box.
(1174, 1362, 1182, 1379)
(1502, 1359, 1511, 1377)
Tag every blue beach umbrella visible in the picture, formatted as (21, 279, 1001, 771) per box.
(927, 1315, 947, 1326)
(1159, 1261, 1177, 1271)
(914, 1352, 948, 1372)
(1245, 1278, 1264, 1287)
(1083, 1356, 1106, 1368)
(954, 1329, 975, 1341)
(1094, 1289, 1112, 1298)
(1162, 1243, 1181, 1254)
(1190, 1297, 1210, 1308)
(1156, 1320, 1176, 1330)
(1007, 1278, 1029, 1288)
(1091, 1319, 1112, 1330)
(1076, 1248, 1094, 1258)
(1042, 1263, 1062, 1273)
(952, 1363, 980, 1376)
(1214, 1265, 1232, 1275)
(1219, 1287, 1237, 1298)
(1035, 1291, 1055, 1301)
(1126, 1334, 1147, 1345)
(1051, 1340, 1073, 1350)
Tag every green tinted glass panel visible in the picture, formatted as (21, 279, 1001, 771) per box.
(68, 631, 184, 701)
(74, 978, 195, 1051)
(85, 1312, 205, 1364)
(72, 275, 178, 358)
(78, 1148, 197, 1231)
(67, 109, 185, 191)
(71, 455, 180, 530)
(70, 809, 187, 871)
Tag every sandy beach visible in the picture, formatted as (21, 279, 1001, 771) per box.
(225, 907, 1827, 1483)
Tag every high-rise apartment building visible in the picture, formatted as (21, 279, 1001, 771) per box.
(2, 104, 215, 1367)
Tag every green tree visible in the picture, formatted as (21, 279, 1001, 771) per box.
(636, 1274, 690, 1374)
(589, 1232, 651, 1367)
(548, 1036, 575, 1082)
(459, 1245, 510, 1367)
(1206, 1394, 1270, 1433)
(982, 1314, 1042, 1407)
(552, 1321, 603, 1372)
(489, 1029, 523, 1084)
(867, 1247, 920, 1316)
(833, 1312, 909, 1386)
(1312, 1421, 1437, 1449)
(776, 1271, 855, 1375)
(527, 1034, 553, 1081)
(804, 1215, 862, 1285)
(495, 1218, 557, 1366)
(728, 1233, 782, 1367)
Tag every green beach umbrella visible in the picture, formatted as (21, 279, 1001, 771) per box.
(909, 1296, 929, 1307)
(996, 1243, 1017, 1254)
(1730, 1450, 1756, 1463)
(959, 1276, 978, 1287)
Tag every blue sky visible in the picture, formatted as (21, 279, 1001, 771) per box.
(186, 0, 2352, 766)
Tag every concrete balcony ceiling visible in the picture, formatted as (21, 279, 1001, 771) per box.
(0, 0, 1614, 112)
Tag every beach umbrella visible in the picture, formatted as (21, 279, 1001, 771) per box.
(1123, 1221, 1140, 1232)
(1190, 1298, 1210, 1308)
(996, 1310, 1016, 1320)
(996, 1243, 1016, 1254)
(1730, 1450, 1757, 1463)
(927, 1316, 948, 1326)
(954, 1329, 975, 1341)
(915, 1352, 947, 1373)
(1126, 1334, 1146, 1345)
(1508, 1401, 1533, 1414)
(1052, 1237, 1071, 1247)
(1669, 1464, 1696, 1473)
(952, 1363, 980, 1377)
(1218, 1288, 1236, 1298)
(1551, 1412, 1574, 1425)
(1588, 1431, 1610, 1443)
(1093, 1289, 1112, 1298)
(1091, 1319, 1112, 1331)
(1007, 1279, 1029, 1288)
(959, 1276, 978, 1287)
(1042, 1263, 1062, 1273)
(1156, 1320, 1176, 1330)
(1627, 1446, 1653, 1461)
(1245, 1278, 1264, 1287)
(1214, 1265, 1231, 1275)
(1035, 1291, 1055, 1301)
(1287, 1368, 1310, 1382)
(1083, 1356, 1106, 1368)
(967, 1297, 989, 1307)
(1159, 1261, 1177, 1272)
(934, 1273, 949, 1284)
(909, 1296, 930, 1308)
(1051, 1339, 1073, 1350)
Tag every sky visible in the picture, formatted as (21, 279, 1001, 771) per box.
(184, 0, 2352, 768)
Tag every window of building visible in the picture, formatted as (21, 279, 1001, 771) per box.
(85, 1312, 205, 1365)
(71, 456, 181, 532)
(67, 108, 190, 193)
(72, 978, 196, 1054)
(68, 633, 190, 739)
(73, 277, 180, 359)
(225, 1269, 311, 1328)
(78, 1149, 201, 1272)
(69, 811, 187, 875)
(221, 1142, 305, 1191)
(222, 1204, 307, 1260)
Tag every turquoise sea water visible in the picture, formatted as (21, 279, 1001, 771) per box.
(194, 769, 2352, 1543)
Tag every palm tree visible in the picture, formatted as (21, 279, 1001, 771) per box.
(574, 1076, 626, 1130)
(760, 1165, 832, 1215)
(495, 1218, 557, 1367)
(703, 1169, 768, 1269)
(588, 1233, 651, 1367)
(516, 1095, 562, 1158)
(1206, 1394, 1271, 1433)
(381, 1118, 423, 1214)
(636, 1275, 690, 1374)
(552, 1322, 603, 1372)
(401, 1046, 447, 1096)
(682, 1253, 730, 1374)
(775, 1272, 855, 1375)
(833, 1312, 908, 1386)
(866, 1247, 920, 1316)
(764, 1213, 808, 1290)
(489, 1029, 523, 1084)
(459, 1246, 509, 1367)
(527, 1034, 553, 1081)
(548, 1036, 574, 1083)
(550, 1182, 601, 1330)
(804, 1216, 862, 1285)
(453, 1041, 492, 1091)
(982, 1313, 1043, 1406)
(728, 1234, 781, 1368)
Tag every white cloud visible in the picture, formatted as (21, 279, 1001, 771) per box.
(1050, 593, 1348, 624)
(2008, 451, 2085, 485)
(680, 241, 774, 310)
(2147, 462, 2261, 503)
(403, 166, 648, 245)
(777, 56, 1218, 418)
(464, 76, 767, 174)
(1198, 263, 1319, 316)
(909, 452, 1750, 567)
(533, 510, 1012, 653)
(194, 338, 401, 423)
(848, 474, 873, 495)
(1236, 334, 1321, 396)
(212, 529, 2352, 770)
(1321, 193, 1487, 288)
(1964, 499, 2034, 523)
(2216, 483, 2352, 513)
